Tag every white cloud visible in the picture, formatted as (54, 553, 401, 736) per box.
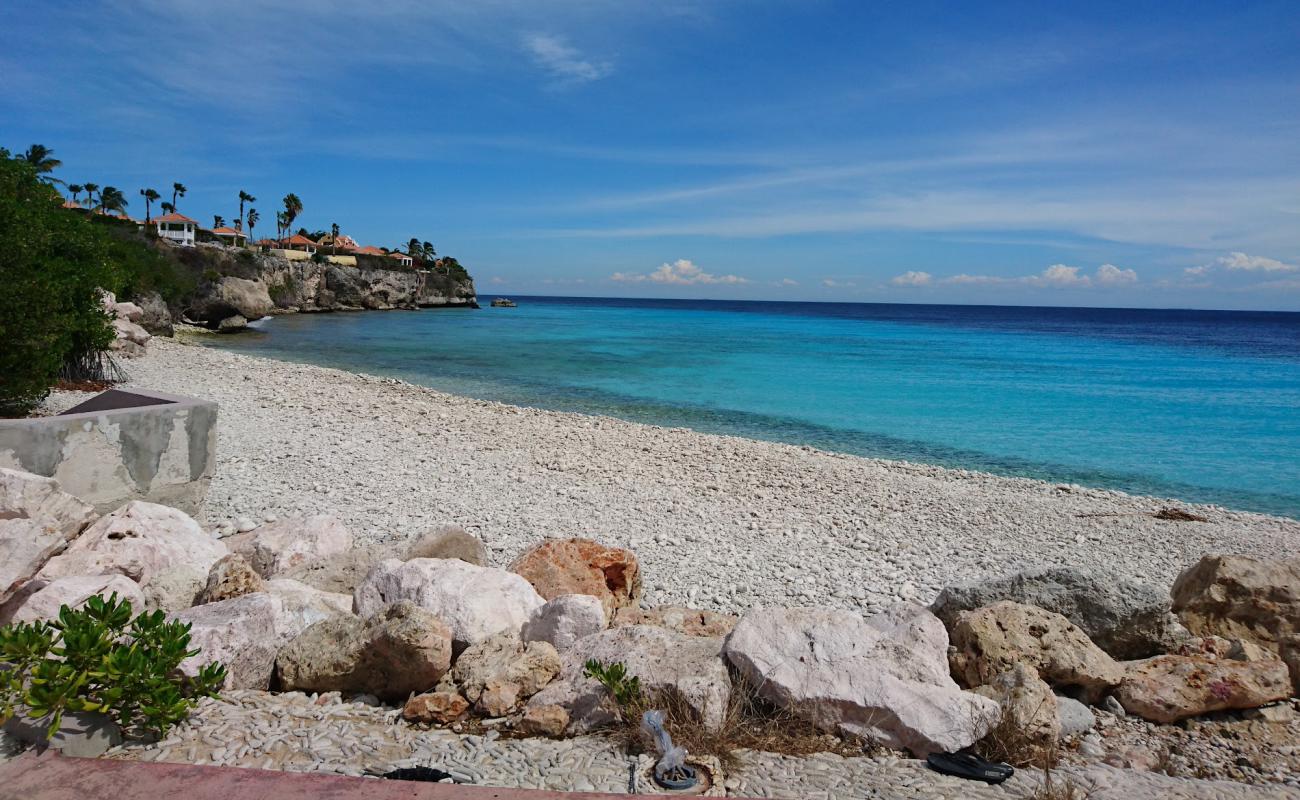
(890, 270, 932, 287)
(821, 279, 857, 288)
(1183, 265, 1210, 276)
(489, 276, 506, 285)
(776, 278, 799, 286)
(939, 263, 1137, 289)
(1095, 263, 1138, 286)
(611, 259, 748, 285)
(1215, 252, 1298, 272)
(523, 33, 611, 84)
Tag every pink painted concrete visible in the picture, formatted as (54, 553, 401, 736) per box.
(0, 751, 665, 800)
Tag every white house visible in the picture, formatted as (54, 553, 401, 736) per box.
(210, 226, 247, 247)
(388, 251, 414, 267)
(153, 212, 197, 246)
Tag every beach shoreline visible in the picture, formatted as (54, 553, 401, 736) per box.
(59, 336, 1300, 612)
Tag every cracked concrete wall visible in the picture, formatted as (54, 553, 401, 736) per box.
(0, 391, 217, 515)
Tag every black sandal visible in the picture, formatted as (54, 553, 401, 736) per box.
(926, 751, 1015, 784)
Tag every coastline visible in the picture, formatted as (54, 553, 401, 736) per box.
(67, 336, 1300, 612)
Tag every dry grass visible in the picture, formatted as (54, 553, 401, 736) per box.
(972, 704, 1061, 770)
(1030, 763, 1093, 800)
(608, 674, 881, 771)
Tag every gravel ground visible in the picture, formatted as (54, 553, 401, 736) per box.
(104, 691, 1299, 799)
(48, 336, 1300, 613)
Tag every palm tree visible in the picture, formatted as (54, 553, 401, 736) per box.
(160, 201, 175, 215)
(238, 190, 255, 229)
(331, 222, 340, 254)
(275, 211, 288, 242)
(171, 182, 187, 211)
(82, 182, 100, 208)
(139, 188, 160, 223)
(68, 184, 84, 204)
(281, 193, 303, 237)
(21, 144, 63, 183)
(213, 214, 225, 229)
(99, 186, 128, 214)
(246, 208, 259, 240)
(422, 241, 437, 262)
(407, 237, 421, 259)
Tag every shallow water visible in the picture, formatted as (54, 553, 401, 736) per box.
(200, 297, 1300, 518)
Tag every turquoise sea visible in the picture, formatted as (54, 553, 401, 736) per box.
(202, 297, 1300, 519)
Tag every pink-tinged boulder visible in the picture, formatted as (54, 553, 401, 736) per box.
(443, 631, 561, 716)
(403, 692, 469, 725)
(1116, 654, 1293, 723)
(0, 468, 98, 603)
(509, 538, 641, 617)
(522, 594, 607, 651)
(6, 574, 144, 623)
(264, 578, 353, 620)
(37, 501, 226, 586)
(528, 624, 732, 733)
(112, 318, 151, 346)
(354, 558, 543, 648)
(612, 604, 739, 638)
(949, 601, 1124, 703)
(520, 704, 569, 737)
(276, 600, 452, 700)
(1171, 554, 1300, 653)
(174, 593, 289, 689)
(234, 515, 353, 578)
(724, 604, 999, 757)
(110, 301, 144, 322)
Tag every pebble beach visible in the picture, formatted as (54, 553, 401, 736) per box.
(91, 336, 1300, 610)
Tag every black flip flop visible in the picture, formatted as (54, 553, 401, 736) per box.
(926, 752, 1014, 784)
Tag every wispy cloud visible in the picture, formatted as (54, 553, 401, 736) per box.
(935, 264, 1138, 289)
(890, 271, 932, 287)
(611, 259, 748, 285)
(523, 33, 612, 84)
(821, 279, 857, 288)
(1213, 252, 1299, 273)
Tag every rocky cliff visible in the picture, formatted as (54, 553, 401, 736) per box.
(182, 251, 477, 329)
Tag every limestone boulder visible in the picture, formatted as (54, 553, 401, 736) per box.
(141, 565, 206, 612)
(37, 501, 226, 586)
(520, 704, 569, 737)
(275, 600, 453, 700)
(112, 318, 151, 347)
(6, 574, 144, 623)
(509, 538, 641, 617)
(236, 515, 353, 578)
(281, 548, 379, 595)
(404, 525, 489, 566)
(198, 553, 264, 604)
(1171, 554, 1300, 653)
(134, 292, 174, 336)
(949, 601, 1124, 703)
(1116, 654, 1292, 723)
(932, 566, 1185, 659)
(724, 604, 999, 757)
(264, 578, 352, 622)
(444, 631, 561, 716)
(403, 692, 469, 725)
(1280, 635, 1300, 696)
(0, 468, 98, 603)
(110, 301, 144, 322)
(174, 593, 297, 689)
(528, 624, 732, 734)
(190, 276, 273, 323)
(1056, 696, 1096, 738)
(973, 663, 1060, 761)
(612, 605, 739, 638)
(522, 594, 607, 651)
(354, 558, 544, 647)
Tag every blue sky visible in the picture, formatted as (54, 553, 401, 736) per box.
(3, 1, 1299, 310)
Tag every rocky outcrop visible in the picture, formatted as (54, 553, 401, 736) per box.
(1116, 654, 1293, 723)
(404, 525, 489, 566)
(723, 604, 999, 757)
(199, 553, 265, 604)
(0, 468, 98, 604)
(141, 565, 206, 612)
(36, 501, 227, 586)
(6, 574, 144, 623)
(185, 253, 476, 326)
(949, 601, 1125, 703)
(354, 558, 544, 648)
(509, 538, 641, 617)
(529, 624, 732, 734)
(174, 593, 291, 689)
(134, 291, 174, 336)
(442, 631, 562, 716)
(612, 605, 739, 638)
(1171, 554, 1300, 654)
(282, 548, 379, 595)
(522, 594, 607, 651)
(228, 515, 354, 578)
(403, 692, 469, 725)
(276, 601, 452, 699)
(933, 566, 1185, 659)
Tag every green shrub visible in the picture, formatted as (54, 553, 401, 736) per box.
(0, 594, 225, 740)
(583, 659, 644, 712)
(0, 154, 119, 415)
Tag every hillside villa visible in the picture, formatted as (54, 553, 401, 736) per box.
(153, 212, 198, 246)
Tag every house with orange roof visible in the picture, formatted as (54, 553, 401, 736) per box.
(152, 212, 198, 246)
(284, 233, 318, 254)
(388, 251, 414, 267)
(210, 226, 247, 247)
(353, 245, 387, 256)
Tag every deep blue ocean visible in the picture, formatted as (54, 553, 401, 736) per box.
(202, 297, 1300, 518)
